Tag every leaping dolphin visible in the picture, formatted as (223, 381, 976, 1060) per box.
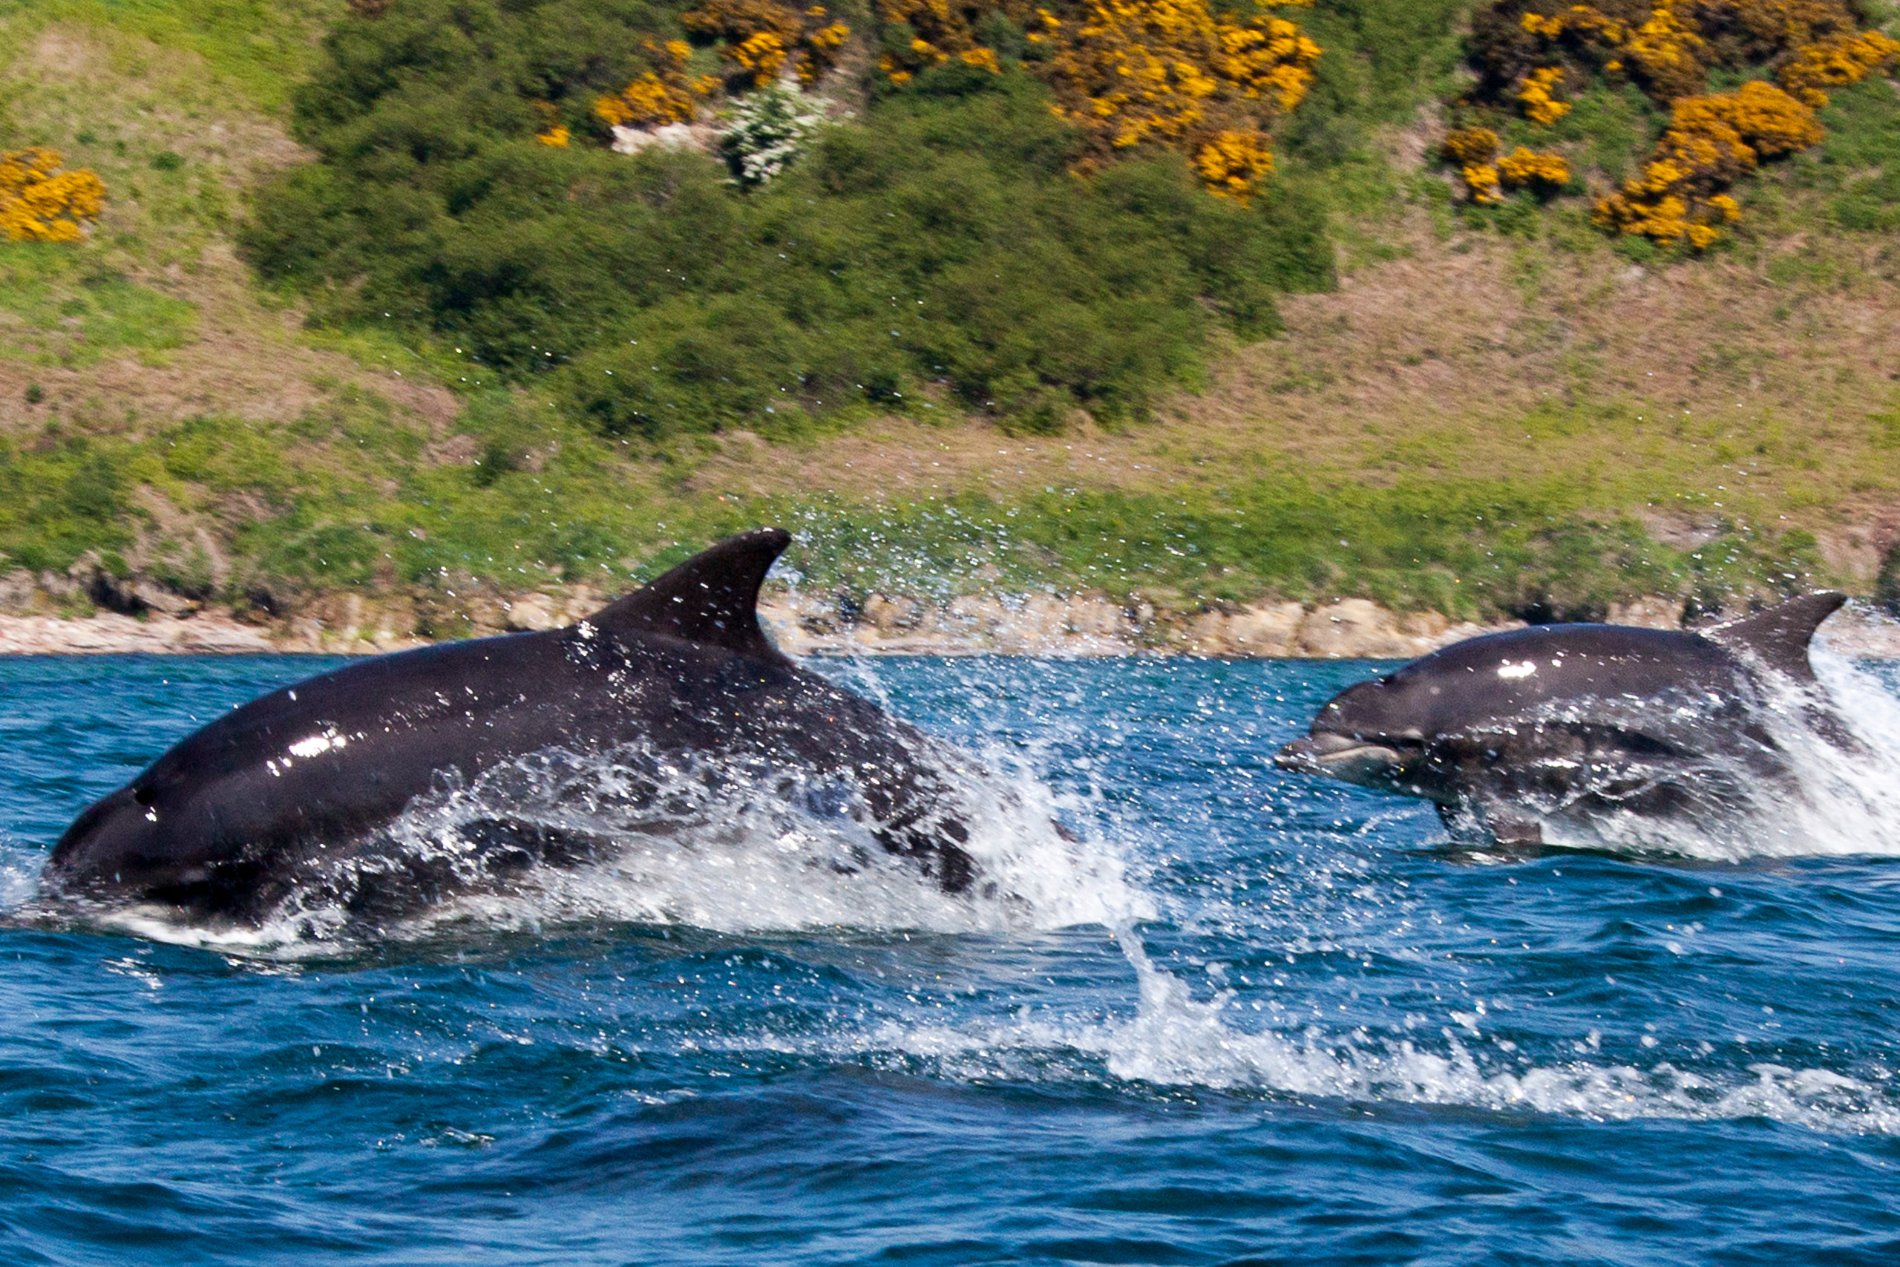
(1274, 592, 1850, 846)
(42, 529, 984, 927)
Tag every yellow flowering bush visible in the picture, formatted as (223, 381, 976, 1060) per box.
(1443, 127, 1502, 166)
(1194, 129, 1275, 200)
(1497, 145, 1570, 191)
(731, 30, 791, 82)
(1618, 1, 1707, 100)
(1444, 127, 1507, 201)
(1778, 28, 1900, 105)
(1462, 0, 1900, 246)
(1674, 79, 1823, 158)
(873, 0, 1318, 201)
(682, 0, 851, 87)
(802, 16, 853, 82)
(875, 0, 1041, 81)
(1037, 0, 1319, 200)
(1516, 65, 1573, 123)
(1594, 81, 1820, 246)
(596, 41, 707, 128)
(1464, 163, 1505, 203)
(0, 148, 107, 244)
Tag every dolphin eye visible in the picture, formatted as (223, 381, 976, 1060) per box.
(132, 785, 156, 807)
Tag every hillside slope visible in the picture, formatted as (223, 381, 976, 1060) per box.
(1, 0, 1897, 644)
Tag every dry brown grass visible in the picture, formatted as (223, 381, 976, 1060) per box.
(688, 217, 1900, 581)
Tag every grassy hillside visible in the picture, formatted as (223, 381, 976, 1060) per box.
(1, 0, 1897, 629)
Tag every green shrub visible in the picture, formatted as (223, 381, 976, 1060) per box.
(244, 0, 1336, 436)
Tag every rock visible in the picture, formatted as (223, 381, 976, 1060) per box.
(455, 596, 507, 636)
(36, 569, 81, 602)
(1063, 595, 1133, 642)
(1190, 601, 1305, 656)
(944, 595, 1008, 640)
(1395, 609, 1450, 641)
(504, 593, 560, 632)
(560, 586, 605, 624)
(1607, 596, 1684, 629)
(0, 580, 1745, 660)
(756, 595, 821, 656)
(610, 123, 704, 155)
(0, 613, 273, 655)
(1295, 599, 1418, 659)
(283, 618, 326, 653)
(1817, 606, 1900, 659)
(129, 579, 194, 616)
(0, 570, 36, 614)
(859, 594, 922, 633)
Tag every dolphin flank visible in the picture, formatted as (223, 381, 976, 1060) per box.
(42, 528, 984, 926)
(1274, 592, 1850, 847)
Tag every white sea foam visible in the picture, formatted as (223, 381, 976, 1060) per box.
(840, 928, 1900, 1137)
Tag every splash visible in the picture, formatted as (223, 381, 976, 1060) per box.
(1508, 643, 1900, 862)
(849, 927, 1900, 1137)
(56, 731, 1151, 957)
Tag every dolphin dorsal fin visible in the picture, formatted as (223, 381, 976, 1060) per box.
(585, 528, 791, 661)
(1704, 590, 1846, 680)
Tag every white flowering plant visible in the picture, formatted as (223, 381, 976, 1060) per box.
(718, 85, 825, 187)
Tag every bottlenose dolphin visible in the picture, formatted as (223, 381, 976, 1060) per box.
(42, 529, 982, 926)
(1274, 592, 1849, 845)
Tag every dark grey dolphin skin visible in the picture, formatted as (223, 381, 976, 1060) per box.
(1274, 592, 1849, 845)
(42, 528, 981, 925)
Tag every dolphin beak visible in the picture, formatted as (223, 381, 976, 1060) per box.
(1274, 732, 1407, 786)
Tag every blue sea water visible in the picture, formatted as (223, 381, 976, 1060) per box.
(2, 650, 1899, 1265)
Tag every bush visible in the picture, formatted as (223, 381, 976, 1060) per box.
(247, 5, 1337, 436)
(718, 83, 823, 186)
(1454, 0, 1900, 247)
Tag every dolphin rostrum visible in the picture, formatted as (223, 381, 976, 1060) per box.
(42, 529, 984, 927)
(1274, 592, 1850, 846)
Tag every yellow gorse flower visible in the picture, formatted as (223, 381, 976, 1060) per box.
(682, 0, 851, 87)
(1462, 163, 1504, 204)
(1040, 0, 1319, 197)
(1516, 66, 1571, 124)
(1778, 29, 1900, 106)
(596, 72, 700, 127)
(873, 0, 1319, 200)
(1497, 145, 1569, 191)
(1595, 81, 1821, 246)
(1194, 128, 1274, 203)
(1443, 127, 1500, 166)
(1470, 0, 1898, 246)
(0, 148, 107, 244)
(595, 40, 704, 129)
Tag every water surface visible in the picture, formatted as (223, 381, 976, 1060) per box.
(2, 652, 1897, 1265)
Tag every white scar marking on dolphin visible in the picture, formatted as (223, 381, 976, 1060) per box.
(1497, 661, 1537, 679)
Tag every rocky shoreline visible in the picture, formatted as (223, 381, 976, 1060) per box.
(2, 587, 1897, 659)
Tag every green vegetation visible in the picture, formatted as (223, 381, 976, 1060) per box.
(1444, 0, 1900, 248)
(0, 391, 1821, 623)
(0, 0, 341, 113)
(0, 250, 196, 366)
(0, 0, 1896, 633)
(244, 0, 1333, 436)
